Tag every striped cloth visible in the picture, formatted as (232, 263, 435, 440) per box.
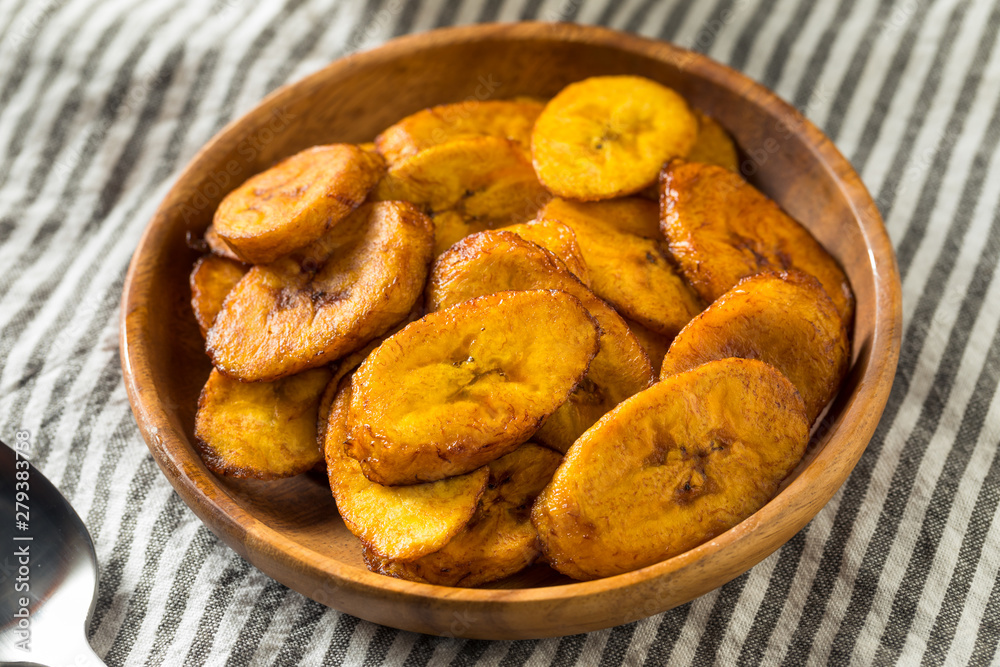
(1, 0, 998, 663)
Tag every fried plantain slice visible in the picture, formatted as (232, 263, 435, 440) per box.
(373, 136, 550, 256)
(531, 75, 698, 200)
(687, 110, 739, 172)
(625, 317, 671, 377)
(213, 144, 384, 264)
(346, 290, 600, 485)
(375, 100, 544, 167)
(500, 218, 591, 286)
(661, 270, 850, 424)
(325, 378, 490, 561)
(194, 366, 332, 479)
(190, 254, 248, 338)
(364, 442, 562, 586)
(538, 197, 703, 336)
(203, 225, 244, 262)
(427, 231, 652, 453)
(533, 358, 810, 580)
(207, 201, 434, 382)
(660, 161, 855, 323)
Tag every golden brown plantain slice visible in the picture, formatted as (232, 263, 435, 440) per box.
(687, 110, 740, 172)
(203, 225, 244, 262)
(346, 290, 600, 485)
(538, 197, 703, 336)
(194, 366, 331, 479)
(206, 201, 434, 382)
(660, 161, 855, 323)
(661, 270, 850, 424)
(373, 136, 550, 256)
(533, 358, 810, 580)
(500, 218, 591, 286)
(364, 442, 562, 586)
(624, 317, 671, 377)
(325, 378, 490, 561)
(375, 100, 544, 166)
(531, 75, 698, 200)
(189, 254, 248, 338)
(427, 231, 652, 453)
(213, 144, 384, 264)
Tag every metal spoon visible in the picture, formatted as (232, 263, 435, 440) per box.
(0, 439, 104, 666)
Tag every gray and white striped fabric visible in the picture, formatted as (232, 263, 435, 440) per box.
(1, 0, 998, 663)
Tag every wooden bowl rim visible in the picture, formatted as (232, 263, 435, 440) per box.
(120, 21, 902, 623)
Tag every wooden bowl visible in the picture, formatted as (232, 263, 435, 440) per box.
(119, 22, 901, 639)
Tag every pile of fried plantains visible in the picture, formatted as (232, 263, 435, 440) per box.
(189, 75, 853, 584)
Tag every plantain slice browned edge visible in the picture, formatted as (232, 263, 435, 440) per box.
(538, 197, 703, 337)
(213, 144, 385, 264)
(346, 289, 600, 485)
(500, 218, 591, 286)
(687, 110, 740, 172)
(324, 377, 490, 562)
(533, 358, 810, 580)
(660, 161, 855, 324)
(375, 100, 544, 167)
(203, 225, 244, 262)
(206, 201, 434, 382)
(531, 75, 698, 201)
(364, 442, 562, 586)
(661, 270, 850, 424)
(428, 230, 653, 453)
(372, 136, 550, 256)
(190, 254, 249, 338)
(194, 366, 332, 480)
(624, 317, 671, 377)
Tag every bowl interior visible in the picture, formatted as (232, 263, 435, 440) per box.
(121, 23, 898, 638)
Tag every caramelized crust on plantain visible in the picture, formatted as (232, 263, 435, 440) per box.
(428, 230, 653, 453)
(325, 379, 490, 561)
(206, 201, 434, 382)
(203, 225, 244, 261)
(373, 136, 550, 256)
(661, 270, 850, 423)
(346, 290, 600, 485)
(364, 442, 562, 586)
(660, 161, 854, 323)
(531, 75, 698, 200)
(213, 144, 384, 264)
(375, 100, 544, 166)
(194, 366, 331, 479)
(538, 197, 703, 336)
(189, 254, 248, 338)
(533, 358, 810, 580)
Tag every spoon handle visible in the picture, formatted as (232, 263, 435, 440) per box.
(25, 633, 105, 667)
(0, 440, 104, 667)
(63, 634, 107, 666)
(0, 630, 105, 666)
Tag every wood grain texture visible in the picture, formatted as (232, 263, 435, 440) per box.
(118, 22, 902, 639)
